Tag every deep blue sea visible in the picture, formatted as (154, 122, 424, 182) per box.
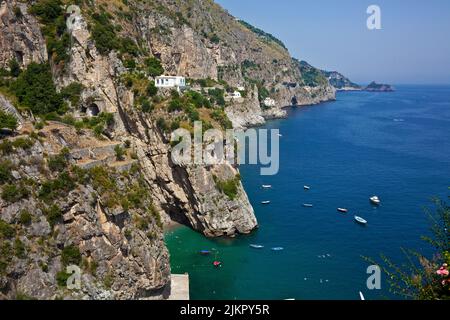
(165, 85, 450, 300)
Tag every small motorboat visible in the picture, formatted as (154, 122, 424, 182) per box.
(271, 247, 284, 251)
(303, 204, 314, 208)
(370, 196, 381, 205)
(199, 250, 211, 255)
(213, 261, 222, 267)
(337, 208, 348, 213)
(304, 186, 311, 190)
(261, 201, 271, 205)
(262, 185, 272, 189)
(354, 216, 368, 225)
(250, 244, 264, 249)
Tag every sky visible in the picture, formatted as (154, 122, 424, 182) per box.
(215, 0, 450, 85)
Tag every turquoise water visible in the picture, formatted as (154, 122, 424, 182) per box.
(165, 86, 450, 300)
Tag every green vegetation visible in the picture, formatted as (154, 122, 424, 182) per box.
(14, 238, 26, 259)
(18, 210, 32, 225)
(11, 63, 65, 115)
(8, 59, 21, 77)
(1, 183, 29, 203)
(298, 60, 329, 87)
(43, 204, 62, 228)
(61, 245, 82, 266)
(39, 171, 76, 202)
(61, 82, 84, 107)
(48, 147, 69, 172)
(114, 145, 125, 161)
(238, 20, 287, 49)
(0, 110, 18, 131)
(90, 11, 120, 55)
(211, 109, 232, 130)
(0, 160, 13, 184)
(56, 270, 71, 287)
(30, 0, 70, 65)
(213, 175, 241, 200)
(145, 57, 164, 77)
(0, 220, 15, 239)
(366, 199, 450, 300)
(0, 241, 13, 275)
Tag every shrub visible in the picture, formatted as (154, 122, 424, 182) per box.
(145, 57, 164, 77)
(141, 99, 153, 113)
(8, 59, 21, 77)
(11, 63, 64, 115)
(0, 220, 15, 239)
(114, 145, 125, 161)
(48, 148, 69, 172)
(56, 270, 71, 287)
(156, 117, 168, 132)
(1, 183, 29, 203)
(39, 171, 76, 202)
(14, 238, 26, 259)
(0, 161, 13, 184)
(213, 175, 240, 200)
(146, 82, 158, 96)
(61, 82, 84, 107)
(0, 140, 13, 154)
(43, 204, 62, 228)
(0, 110, 18, 131)
(61, 245, 82, 266)
(208, 88, 225, 107)
(119, 37, 140, 56)
(18, 210, 32, 225)
(12, 137, 35, 150)
(168, 99, 183, 113)
(13, 6, 22, 19)
(91, 12, 120, 55)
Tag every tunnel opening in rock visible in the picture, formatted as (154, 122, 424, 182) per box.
(86, 103, 100, 117)
(291, 96, 298, 106)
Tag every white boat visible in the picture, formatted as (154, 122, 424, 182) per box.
(304, 186, 311, 190)
(354, 216, 368, 225)
(337, 208, 348, 213)
(359, 292, 365, 300)
(370, 196, 381, 205)
(271, 247, 284, 251)
(261, 201, 271, 205)
(303, 204, 314, 208)
(262, 185, 272, 189)
(277, 134, 283, 137)
(250, 244, 264, 249)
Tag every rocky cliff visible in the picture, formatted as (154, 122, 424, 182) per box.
(0, 0, 336, 299)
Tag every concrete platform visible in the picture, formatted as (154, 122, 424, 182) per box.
(168, 274, 190, 300)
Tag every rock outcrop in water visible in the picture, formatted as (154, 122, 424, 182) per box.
(0, 0, 337, 299)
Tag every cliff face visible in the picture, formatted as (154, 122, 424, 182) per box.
(0, 0, 335, 299)
(0, 1, 47, 68)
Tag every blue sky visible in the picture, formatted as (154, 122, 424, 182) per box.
(215, 0, 450, 84)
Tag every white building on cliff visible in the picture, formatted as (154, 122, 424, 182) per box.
(155, 76, 186, 90)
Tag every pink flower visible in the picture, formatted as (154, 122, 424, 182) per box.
(436, 267, 449, 276)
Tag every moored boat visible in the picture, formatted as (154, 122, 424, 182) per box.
(354, 216, 368, 225)
(271, 247, 284, 251)
(262, 185, 272, 189)
(261, 201, 271, 205)
(304, 186, 311, 190)
(199, 250, 211, 255)
(250, 244, 264, 249)
(370, 196, 381, 205)
(303, 204, 314, 208)
(337, 208, 348, 213)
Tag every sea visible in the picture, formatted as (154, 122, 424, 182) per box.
(165, 85, 450, 300)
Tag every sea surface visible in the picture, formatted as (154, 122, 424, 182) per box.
(165, 85, 450, 300)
